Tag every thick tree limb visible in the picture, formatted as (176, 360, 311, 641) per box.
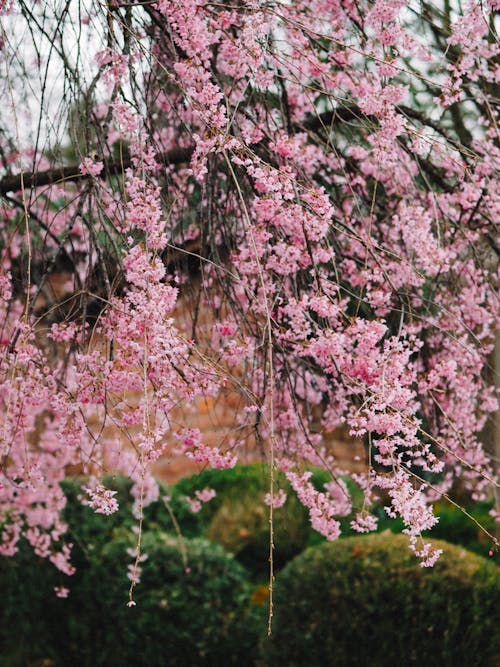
(0, 146, 193, 195)
(0, 104, 460, 197)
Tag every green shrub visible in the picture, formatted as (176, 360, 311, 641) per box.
(58, 474, 212, 572)
(261, 533, 500, 667)
(0, 539, 63, 667)
(372, 499, 496, 558)
(425, 500, 496, 557)
(174, 464, 277, 530)
(60, 475, 198, 542)
(178, 464, 310, 575)
(206, 487, 311, 574)
(0, 531, 263, 667)
(73, 533, 263, 666)
(175, 464, 340, 575)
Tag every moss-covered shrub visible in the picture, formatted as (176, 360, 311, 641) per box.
(372, 499, 496, 558)
(174, 464, 277, 531)
(0, 539, 63, 667)
(261, 533, 500, 667)
(73, 533, 263, 666)
(62, 466, 339, 578)
(176, 464, 342, 575)
(65, 465, 362, 578)
(206, 487, 311, 574)
(0, 531, 263, 667)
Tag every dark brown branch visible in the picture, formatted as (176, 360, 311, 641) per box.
(0, 146, 193, 195)
(0, 104, 365, 197)
(0, 102, 464, 197)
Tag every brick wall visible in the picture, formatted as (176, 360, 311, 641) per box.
(40, 273, 366, 484)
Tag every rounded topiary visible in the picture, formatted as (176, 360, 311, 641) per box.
(262, 533, 500, 667)
(73, 532, 263, 666)
(59, 474, 209, 564)
(372, 498, 496, 558)
(60, 474, 187, 541)
(0, 531, 263, 667)
(175, 464, 352, 575)
(173, 464, 276, 530)
(206, 487, 311, 574)
(0, 539, 64, 667)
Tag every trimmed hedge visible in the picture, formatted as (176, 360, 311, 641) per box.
(72, 532, 262, 666)
(3, 472, 495, 666)
(373, 498, 496, 559)
(1, 475, 265, 667)
(60, 475, 186, 540)
(175, 464, 364, 575)
(206, 486, 311, 574)
(59, 469, 367, 576)
(0, 531, 263, 667)
(262, 532, 500, 667)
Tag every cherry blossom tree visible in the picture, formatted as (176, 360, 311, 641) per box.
(0, 0, 498, 603)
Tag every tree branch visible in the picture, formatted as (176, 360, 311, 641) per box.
(0, 104, 462, 196)
(0, 146, 193, 195)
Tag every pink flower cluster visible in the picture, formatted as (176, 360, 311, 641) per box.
(176, 429, 237, 470)
(83, 483, 119, 516)
(79, 158, 103, 178)
(185, 488, 216, 513)
(286, 472, 341, 541)
(0, 0, 498, 576)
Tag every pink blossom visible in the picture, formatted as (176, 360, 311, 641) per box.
(54, 586, 70, 598)
(0, 0, 498, 576)
(287, 472, 341, 541)
(351, 512, 378, 534)
(83, 483, 119, 516)
(195, 487, 216, 503)
(79, 158, 103, 177)
(264, 489, 287, 508)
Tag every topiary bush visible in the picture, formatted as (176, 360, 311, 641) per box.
(174, 464, 278, 531)
(58, 473, 213, 573)
(372, 498, 496, 558)
(178, 464, 314, 575)
(175, 464, 364, 576)
(0, 530, 263, 667)
(261, 533, 500, 667)
(0, 538, 64, 667)
(206, 486, 311, 574)
(60, 474, 199, 544)
(71, 532, 263, 666)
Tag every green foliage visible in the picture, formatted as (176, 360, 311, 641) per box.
(0, 540, 63, 667)
(74, 533, 262, 667)
(175, 464, 341, 575)
(206, 487, 310, 575)
(0, 530, 262, 667)
(0, 475, 266, 666)
(174, 464, 274, 522)
(60, 474, 205, 547)
(261, 533, 500, 667)
(372, 499, 496, 558)
(174, 468, 496, 564)
(58, 467, 339, 578)
(3, 473, 495, 667)
(425, 501, 496, 558)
